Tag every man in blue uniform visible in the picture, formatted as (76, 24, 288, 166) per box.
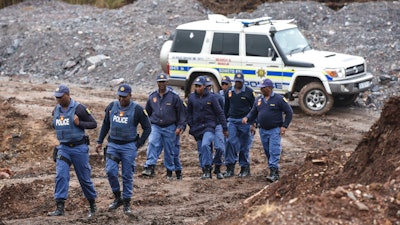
(205, 76, 225, 179)
(187, 76, 228, 179)
(48, 84, 97, 218)
(96, 84, 151, 215)
(242, 79, 293, 182)
(224, 72, 255, 178)
(141, 73, 186, 180)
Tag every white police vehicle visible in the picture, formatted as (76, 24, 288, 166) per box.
(160, 14, 374, 115)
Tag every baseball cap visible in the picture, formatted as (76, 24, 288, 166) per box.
(54, 85, 70, 97)
(117, 84, 132, 97)
(205, 76, 213, 86)
(193, 76, 206, 85)
(234, 72, 244, 83)
(221, 76, 231, 84)
(156, 73, 168, 82)
(257, 79, 274, 88)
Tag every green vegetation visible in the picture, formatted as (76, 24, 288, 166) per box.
(0, 0, 136, 10)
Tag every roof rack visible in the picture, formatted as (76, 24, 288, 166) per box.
(241, 17, 272, 27)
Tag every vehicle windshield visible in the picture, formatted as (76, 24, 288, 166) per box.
(274, 28, 311, 55)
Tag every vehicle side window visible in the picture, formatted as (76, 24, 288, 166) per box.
(245, 34, 274, 57)
(171, 30, 206, 53)
(211, 33, 239, 55)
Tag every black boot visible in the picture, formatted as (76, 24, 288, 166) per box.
(201, 166, 212, 179)
(266, 167, 279, 182)
(88, 198, 97, 218)
(176, 170, 182, 180)
(142, 165, 155, 177)
(223, 164, 235, 178)
(108, 191, 123, 211)
(48, 199, 65, 216)
(238, 166, 251, 177)
(123, 198, 132, 215)
(166, 170, 173, 180)
(214, 165, 223, 179)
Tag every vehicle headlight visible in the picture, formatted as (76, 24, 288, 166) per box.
(325, 68, 345, 78)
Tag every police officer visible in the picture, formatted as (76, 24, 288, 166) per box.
(242, 79, 293, 182)
(219, 76, 232, 104)
(142, 73, 186, 180)
(95, 84, 151, 215)
(187, 76, 228, 179)
(205, 76, 225, 179)
(48, 84, 97, 218)
(224, 72, 255, 178)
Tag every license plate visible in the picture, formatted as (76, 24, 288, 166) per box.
(359, 81, 370, 89)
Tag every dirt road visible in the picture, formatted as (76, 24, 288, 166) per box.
(0, 76, 383, 224)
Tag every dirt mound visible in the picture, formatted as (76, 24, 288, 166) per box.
(206, 96, 400, 225)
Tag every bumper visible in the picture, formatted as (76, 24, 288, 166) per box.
(328, 72, 374, 94)
(167, 77, 186, 88)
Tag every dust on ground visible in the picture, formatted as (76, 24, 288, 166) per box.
(1, 75, 398, 225)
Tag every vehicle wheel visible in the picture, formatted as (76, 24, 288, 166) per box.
(298, 82, 334, 116)
(333, 94, 358, 107)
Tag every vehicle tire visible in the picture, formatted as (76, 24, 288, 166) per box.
(333, 94, 358, 107)
(298, 82, 334, 116)
(160, 40, 173, 73)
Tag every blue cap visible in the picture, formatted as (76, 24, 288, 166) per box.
(234, 72, 244, 82)
(257, 79, 274, 88)
(117, 84, 132, 97)
(221, 76, 231, 84)
(156, 73, 168, 82)
(193, 76, 206, 85)
(54, 85, 70, 97)
(205, 76, 213, 86)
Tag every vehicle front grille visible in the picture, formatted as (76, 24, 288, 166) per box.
(345, 64, 365, 77)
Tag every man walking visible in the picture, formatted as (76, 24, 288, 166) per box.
(142, 73, 186, 180)
(242, 79, 293, 182)
(96, 84, 151, 215)
(224, 72, 255, 178)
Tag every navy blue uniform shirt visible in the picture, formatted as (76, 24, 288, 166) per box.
(187, 89, 227, 138)
(145, 88, 186, 130)
(246, 92, 293, 130)
(224, 85, 255, 119)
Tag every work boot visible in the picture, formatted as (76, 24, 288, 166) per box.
(238, 166, 251, 177)
(166, 170, 173, 180)
(141, 165, 155, 177)
(123, 198, 132, 215)
(88, 199, 97, 218)
(201, 166, 212, 179)
(176, 170, 182, 180)
(47, 199, 65, 216)
(223, 164, 235, 178)
(108, 191, 123, 211)
(214, 165, 223, 179)
(266, 167, 279, 182)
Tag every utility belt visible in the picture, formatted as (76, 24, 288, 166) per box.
(60, 135, 89, 147)
(109, 136, 137, 145)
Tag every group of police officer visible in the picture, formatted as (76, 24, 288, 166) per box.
(48, 71, 292, 217)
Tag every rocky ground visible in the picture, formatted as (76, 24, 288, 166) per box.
(0, 0, 399, 224)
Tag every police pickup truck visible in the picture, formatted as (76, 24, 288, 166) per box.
(159, 14, 373, 115)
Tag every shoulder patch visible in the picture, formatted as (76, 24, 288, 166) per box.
(86, 108, 92, 114)
(283, 97, 288, 103)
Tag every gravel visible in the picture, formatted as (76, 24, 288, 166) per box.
(0, 0, 399, 109)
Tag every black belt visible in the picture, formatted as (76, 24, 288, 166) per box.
(157, 123, 174, 128)
(109, 138, 136, 145)
(61, 138, 86, 147)
(261, 126, 279, 131)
